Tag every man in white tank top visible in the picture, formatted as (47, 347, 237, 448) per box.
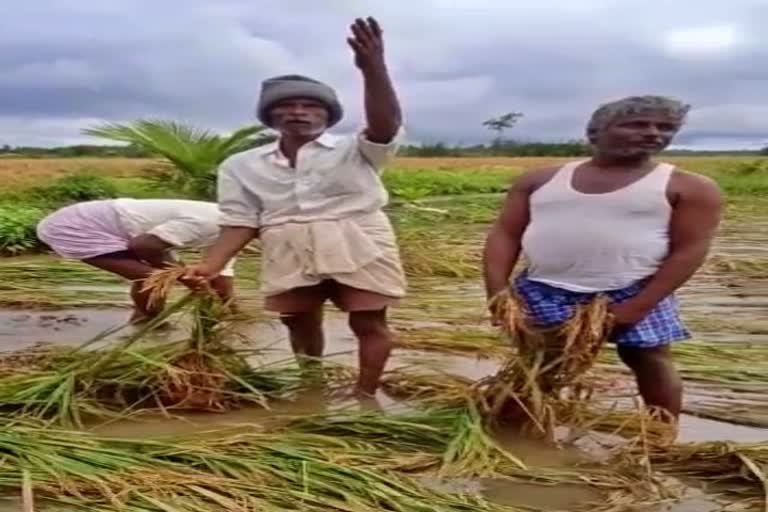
(483, 96, 723, 424)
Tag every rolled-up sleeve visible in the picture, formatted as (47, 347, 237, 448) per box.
(217, 159, 261, 228)
(357, 126, 406, 171)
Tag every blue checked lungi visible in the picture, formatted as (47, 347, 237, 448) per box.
(513, 272, 690, 348)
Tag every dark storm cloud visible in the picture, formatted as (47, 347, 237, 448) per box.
(1, 0, 766, 148)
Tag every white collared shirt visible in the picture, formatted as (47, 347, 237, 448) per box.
(216, 129, 404, 229)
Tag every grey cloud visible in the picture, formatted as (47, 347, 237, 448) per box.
(1, 0, 766, 148)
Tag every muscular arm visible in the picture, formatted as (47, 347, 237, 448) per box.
(483, 169, 553, 299)
(623, 173, 723, 315)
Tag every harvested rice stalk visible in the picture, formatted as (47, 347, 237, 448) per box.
(395, 225, 482, 279)
(382, 369, 475, 407)
(616, 440, 768, 510)
(138, 266, 245, 409)
(557, 398, 678, 445)
(0, 268, 343, 426)
(683, 395, 768, 428)
(395, 327, 511, 358)
(478, 288, 613, 437)
(0, 420, 525, 512)
(278, 405, 649, 499)
(439, 405, 528, 477)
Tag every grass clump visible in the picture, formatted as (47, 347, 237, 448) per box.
(0, 204, 47, 255)
(27, 170, 118, 206)
(383, 167, 514, 201)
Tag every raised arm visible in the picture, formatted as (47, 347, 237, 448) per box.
(348, 17, 402, 144)
(610, 172, 723, 326)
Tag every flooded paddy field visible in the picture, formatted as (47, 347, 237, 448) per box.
(0, 193, 765, 511)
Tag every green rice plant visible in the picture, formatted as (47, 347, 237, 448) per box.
(383, 168, 514, 200)
(27, 170, 118, 207)
(0, 204, 47, 255)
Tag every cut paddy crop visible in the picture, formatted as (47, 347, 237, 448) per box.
(476, 287, 614, 438)
(615, 439, 768, 511)
(0, 405, 750, 512)
(0, 407, 671, 512)
(0, 267, 353, 427)
(0, 417, 522, 512)
(395, 325, 510, 357)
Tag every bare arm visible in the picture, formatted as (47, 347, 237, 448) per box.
(127, 234, 174, 268)
(483, 171, 549, 299)
(202, 227, 258, 274)
(348, 17, 401, 143)
(614, 173, 723, 322)
(210, 275, 235, 302)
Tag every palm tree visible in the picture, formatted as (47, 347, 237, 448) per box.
(84, 120, 271, 200)
(482, 112, 523, 145)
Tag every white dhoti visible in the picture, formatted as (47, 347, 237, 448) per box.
(258, 211, 407, 298)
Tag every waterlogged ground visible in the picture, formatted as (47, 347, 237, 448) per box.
(0, 196, 766, 511)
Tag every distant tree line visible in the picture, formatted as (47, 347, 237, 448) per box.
(0, 108, 765, 160)
(2, 139, 763, 159)
(0, 143, 154, 158)
(399, 140, 593, 157)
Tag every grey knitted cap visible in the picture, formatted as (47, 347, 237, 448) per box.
(257, 74, 343, 128)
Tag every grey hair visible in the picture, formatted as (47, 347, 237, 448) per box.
(587, 95, 691, 137)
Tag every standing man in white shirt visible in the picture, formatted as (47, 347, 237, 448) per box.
(483, 96, 723, 423)
(185, 17, 407, 397)
(37, 198, 237, 323)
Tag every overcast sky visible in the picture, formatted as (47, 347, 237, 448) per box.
(1, 0, 766, 149)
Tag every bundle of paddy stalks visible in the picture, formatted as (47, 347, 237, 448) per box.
(0, 266, 352, 427)
(395, 224, 482, 278)
(617, 440, 768, 510)
(0, 410, 656, 512)
(556, 397, 678, 445)
(382, 369, 476, 408)
(597, 340, 768, 390)
(381, 365, 679, 446)
(475, 287, 614, 438)
(682, 390, 768, 428)
(395, 326, 511, 358)
(0, 418, 528, 512)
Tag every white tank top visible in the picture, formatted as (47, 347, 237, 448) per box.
(521, 160, 673, 292)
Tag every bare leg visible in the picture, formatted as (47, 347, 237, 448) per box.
(128, 281, 165, 322)
(348, 309, 393, 396)
(280, 309, 325, 369)
(82, 252, 158, 323)
(617, 344, 682, 421)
